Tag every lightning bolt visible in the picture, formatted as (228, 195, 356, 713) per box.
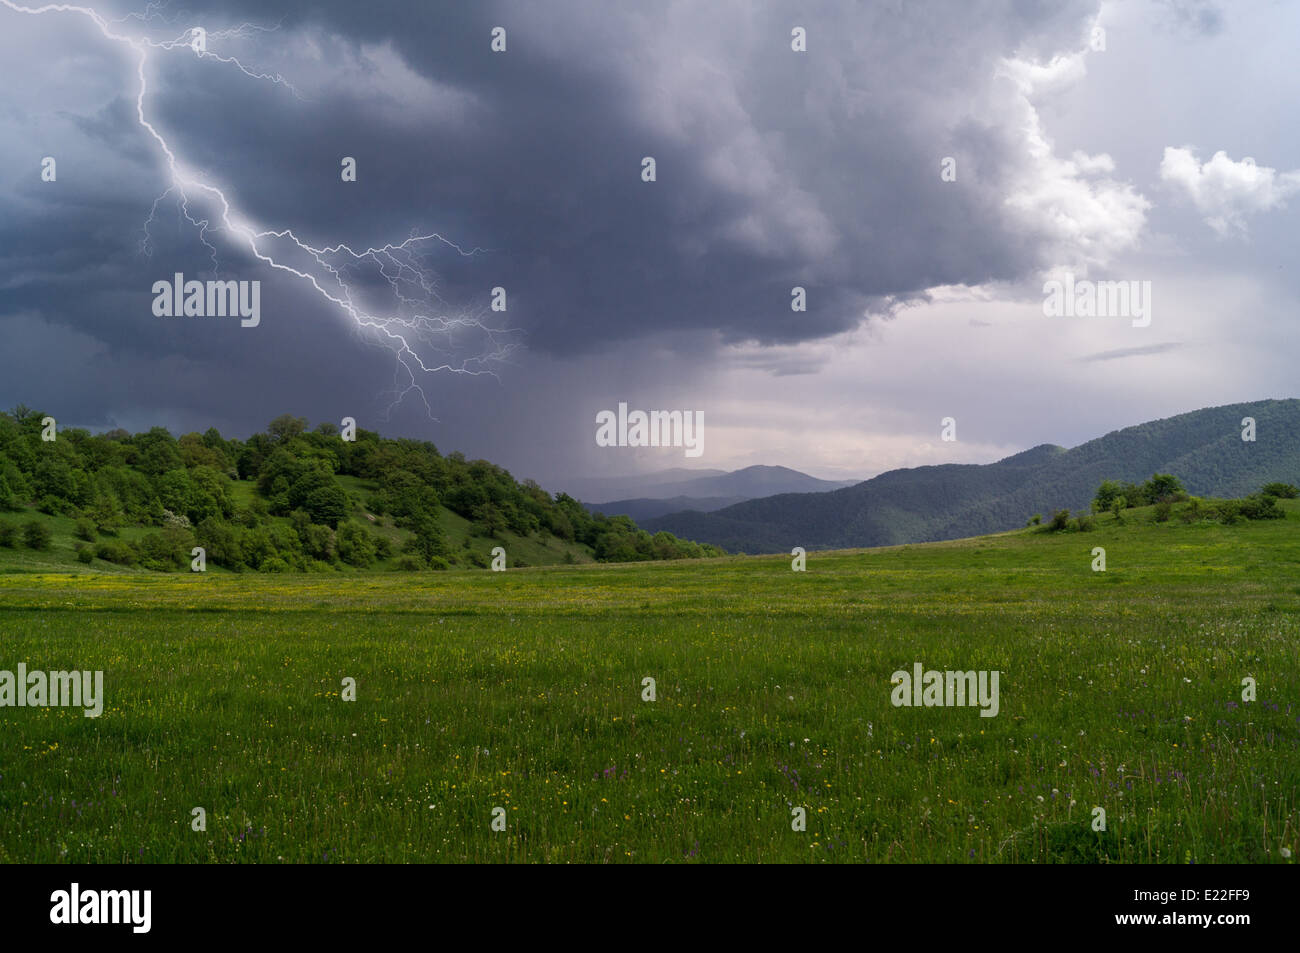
(3, 0, 523, 419)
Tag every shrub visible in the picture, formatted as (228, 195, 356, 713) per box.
(1212, 500, 1243, 525)
(336, 523, 376, 567)
(0, 521, 15, 547)
(301, 523, 336, 562)
(1261, 482, 1299, 499)
(36, 495, 69, 516)
(403, 515, 448, 564)
(135, 526, 194, 570)
(1142, 473, 1185, 504)
(195, 518, 244, 569)
(396, 554, 425, 571)
(74, 517, 97, 541)
(87, 494, 122, 533)
(1240, 493, 1284, 520)
(302, 484, 351, 528)
(160, 508, 192, 529)
(95, 540, 137, 565)
(1049, 509, 1071, 532)
(1073, 514, 1096, 532)
(1154, 501, 1172, 522)
(76, 545, 95, 564)
(22, 519, 52, 549)
(472, 502, 508, 539)
(1026, 514, 1042, 527)
(1092, 480, 1123, 512)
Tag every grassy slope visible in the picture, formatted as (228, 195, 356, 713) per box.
(0, 502, 1296, 863)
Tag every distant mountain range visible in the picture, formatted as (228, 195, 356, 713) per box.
(642, 398, 1300, 553)
(563, 465, 858, 520)
(583, 495, 750, 522)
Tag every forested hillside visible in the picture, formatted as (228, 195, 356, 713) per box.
(645, 399, 1300, 553)
(0, 408, 723, 572)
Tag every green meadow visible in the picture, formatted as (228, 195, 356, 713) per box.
(1, 502, 1297, 863)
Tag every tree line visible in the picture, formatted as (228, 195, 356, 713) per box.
(0, 406, 725, 571)
(1026, 473, 1298, 532)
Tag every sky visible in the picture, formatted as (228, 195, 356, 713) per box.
(1, 0, 1296, 491)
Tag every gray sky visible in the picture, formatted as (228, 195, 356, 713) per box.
(1, 0, 1296, 490)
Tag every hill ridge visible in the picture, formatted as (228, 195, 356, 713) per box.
(644, 398, 1300, 553)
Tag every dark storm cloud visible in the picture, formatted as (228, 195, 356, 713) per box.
(14, 0, 1105, 344)
(58, 95, 157, 163)
(1, 0, 1110, 452)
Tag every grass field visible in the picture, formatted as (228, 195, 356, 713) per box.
(1, 502, 1297, 863)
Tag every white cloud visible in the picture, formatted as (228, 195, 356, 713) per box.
(1160, 146, 1300, 236)
(996, 45, 1152, 275)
